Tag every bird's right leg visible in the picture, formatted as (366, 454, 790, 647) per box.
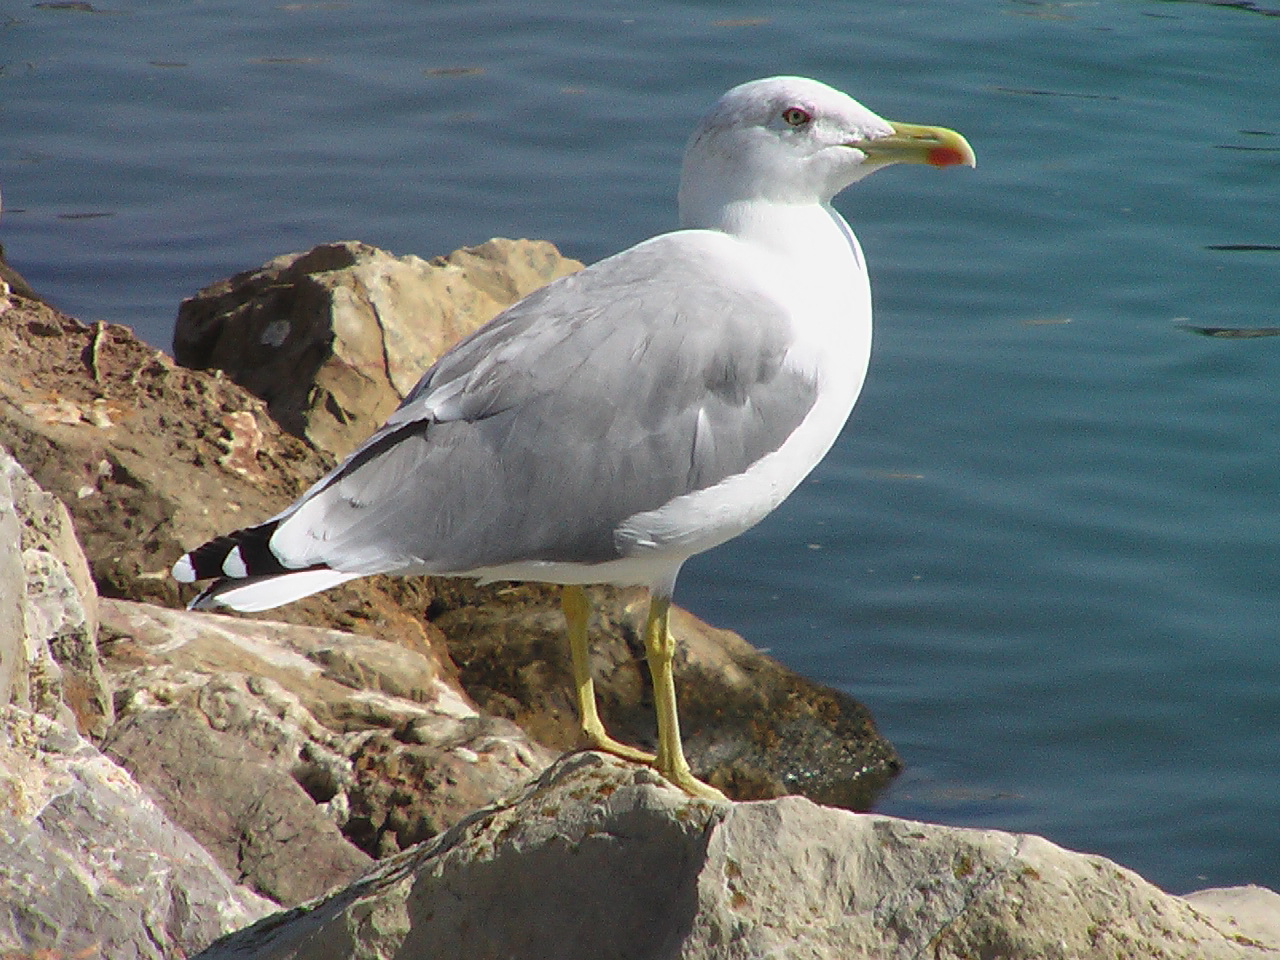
(561, 585, 656, 765)
(642, 594, 727, 802)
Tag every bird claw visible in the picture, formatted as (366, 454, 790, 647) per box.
(581, 730, 657, 766)
(579, 734, 728, 802)
(655, 761, 730, 803)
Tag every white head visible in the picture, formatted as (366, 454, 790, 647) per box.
(678, 76, 974, 230)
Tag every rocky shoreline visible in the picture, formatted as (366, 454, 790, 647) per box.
(2, 241, 1277, 958)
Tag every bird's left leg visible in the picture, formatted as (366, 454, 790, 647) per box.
(643, 594, 728, 802)
(561, 585, 656, 764)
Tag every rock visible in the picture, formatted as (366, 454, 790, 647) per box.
(439, 585, 898, 807)
(0, 706, 274, 959)
(0, 447, 275, 951)
(99, 597, 554, 893)
(0, 295, 441, 660)
(23, 548, 107, 733)
(0, 255, 900, 807)
(173, 238, 584, 457)
(1186, 887, 1280, 951)
(694, 805, 1279, 960)
(194, 752, 1280, 960)
(0, 458, 27, 708)
(100, 689, 375, 907)
(0, 445, 110, 736)
(4, 443, 98, 620)
(0, 240, 43, 304)
(195, 753, 714, 960)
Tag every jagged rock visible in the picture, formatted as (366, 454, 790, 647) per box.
(0, 442, 96, 620)
(173, 238, 584, 457)
(195, 752, 1280, 960)
(0, 280, 902, 806)
(0, 706, 274, 959)
(0, 447, 276, 950)
(99, 597, 555, 894)
(23, 548, 107, 733)
(0, 445, 110, 736)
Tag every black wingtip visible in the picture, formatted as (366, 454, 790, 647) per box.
(179, 519, 286, 582)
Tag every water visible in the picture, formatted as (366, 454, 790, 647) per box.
(4, 0, 1279, 895)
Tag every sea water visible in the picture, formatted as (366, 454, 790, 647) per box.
(3, 0, 1278, 894)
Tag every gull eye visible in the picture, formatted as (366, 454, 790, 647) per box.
(781, 107, 812, 127)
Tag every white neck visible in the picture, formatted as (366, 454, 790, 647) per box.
(682, 198, 860, 267)
(678, 199, 868, 319)
(671, 194, 874, 420)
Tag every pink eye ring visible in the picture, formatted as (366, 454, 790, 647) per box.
(781, 107, 812, 127)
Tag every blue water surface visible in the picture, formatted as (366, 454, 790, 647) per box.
(3, 0, 1279, 895)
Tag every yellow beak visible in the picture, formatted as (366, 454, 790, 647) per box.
(849, 121, 976, 169)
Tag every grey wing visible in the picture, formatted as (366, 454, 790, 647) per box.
(266, 234, 820, 574)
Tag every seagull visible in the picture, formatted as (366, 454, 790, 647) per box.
(173, 76, 974, 800)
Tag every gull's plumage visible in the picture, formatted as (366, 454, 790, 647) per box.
(174, 76, 974, 797)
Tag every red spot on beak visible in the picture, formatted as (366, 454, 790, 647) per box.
(927, 146, 967, 168)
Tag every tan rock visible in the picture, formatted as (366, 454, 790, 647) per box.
(172, 238, 584, 457)
(101, 688, 374, 906)
(0, 457, 28, 709)
(99, 597, 448, 728)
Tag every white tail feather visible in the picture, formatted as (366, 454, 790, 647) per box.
(190, 569, 363, 613)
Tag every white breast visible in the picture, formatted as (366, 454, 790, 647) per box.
(613, 205, 873, 572)
(471, 203, 872, 595)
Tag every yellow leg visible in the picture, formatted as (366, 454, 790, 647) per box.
(643, 595, 728, 802)
(561, 585, 655, 765)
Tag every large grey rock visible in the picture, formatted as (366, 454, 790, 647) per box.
(0, 706, 273, 959)
(693, 802, 1280, 959)
(99, 598, 555, 899)
(173, 238, 584, 457)
(196, 752, 1280, 960)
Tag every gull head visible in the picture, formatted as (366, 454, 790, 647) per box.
(678, 76, 974, 228)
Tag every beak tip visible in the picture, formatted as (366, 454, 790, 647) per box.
(926, 145, 977, 169)
(875, 121, 977, 170)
